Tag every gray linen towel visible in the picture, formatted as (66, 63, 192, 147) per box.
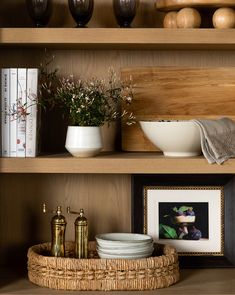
(192, 118, 235, 164)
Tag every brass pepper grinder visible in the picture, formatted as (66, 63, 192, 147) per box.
(67, 207, 88, 259)
(43, 203, 67, 257)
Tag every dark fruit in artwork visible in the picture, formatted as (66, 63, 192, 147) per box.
(173, 206, 195, 217)
(183, 226, 202, 240)
(185, 207, 195, 216)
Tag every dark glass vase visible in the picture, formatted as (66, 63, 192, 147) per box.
(26, 0, 52, 27)
(113, 0, 139, 28)
(68, 0, 94, 28)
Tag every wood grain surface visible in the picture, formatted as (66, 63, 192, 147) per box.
(156, 0, 235, 11)
(121, 66, 235, 151)
(4, 28, 235, 50)
(0, 174, 131, 267)
(2, 153, 235, 174)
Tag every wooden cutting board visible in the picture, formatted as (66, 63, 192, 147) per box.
(121, 67, 235, 151)
(156, 0, 235, 11)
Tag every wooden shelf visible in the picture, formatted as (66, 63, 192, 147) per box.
(1, 28, 235, 50)
(1, 152, 235, 174)
(1, 268, 235, 294)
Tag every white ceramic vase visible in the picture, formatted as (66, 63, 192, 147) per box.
(65, 126, 103, 157)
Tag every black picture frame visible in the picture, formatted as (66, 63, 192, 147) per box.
(132, 174, 235, 268)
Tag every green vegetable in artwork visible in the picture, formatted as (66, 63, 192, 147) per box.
(159, 224, 178, 239)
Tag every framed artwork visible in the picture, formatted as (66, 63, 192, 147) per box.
(144, 186, 224, 256)
(132, 174, 235, 268)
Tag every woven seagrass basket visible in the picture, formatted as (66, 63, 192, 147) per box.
(27, 241, 179, 291)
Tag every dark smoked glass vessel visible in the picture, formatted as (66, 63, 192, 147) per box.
(26, 0, 52, 27)
(113, 0, 139, 28)
(68, 0, 94, 28)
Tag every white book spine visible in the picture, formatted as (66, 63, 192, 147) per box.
(1, 69, 10, 157)
(16, 68, 27, 157)
(9, 68, 18, 157)
(26, 68, 38, 157)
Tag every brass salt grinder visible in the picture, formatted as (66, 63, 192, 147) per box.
(67, 207, 88, 258)
(43, 203, 67, 257)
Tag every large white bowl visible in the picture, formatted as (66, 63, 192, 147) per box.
(139, 120, 201, 157)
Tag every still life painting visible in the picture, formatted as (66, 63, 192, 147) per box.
(159, 202, 209, 241)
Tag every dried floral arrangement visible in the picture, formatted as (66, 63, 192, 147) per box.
(54, 71, 135, 126)
(39, 57, 135, 127)
(8, 55, 135, 127)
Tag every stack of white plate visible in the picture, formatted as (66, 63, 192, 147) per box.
(95, 233, 154, 259)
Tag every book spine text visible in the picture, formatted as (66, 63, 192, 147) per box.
(1, 69, 10, 157)
(16, 68, 27, 157)
(9, 68, 18, 157)
(26, 68, 38, 157)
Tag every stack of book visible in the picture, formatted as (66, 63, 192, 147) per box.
(1, 68, 39, 157)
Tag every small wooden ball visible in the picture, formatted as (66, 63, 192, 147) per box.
(176, 8, 201, 28)
(163, 11, 178, 28)
(212, 8, 235, 29)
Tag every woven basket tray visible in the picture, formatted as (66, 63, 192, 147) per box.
(27, 241, 179, 291)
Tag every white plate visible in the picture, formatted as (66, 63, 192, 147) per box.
(96, 240, 153, 249)
(96, 233, 153, 248)
(97, 250, 153, 259)
(97, 245, 154, 255)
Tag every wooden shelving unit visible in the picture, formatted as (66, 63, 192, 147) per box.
(1, 152, 235, 174)
(1, 7, 235, 293)
(1, 268, 235, 294)
(1, 28, 235, 50)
